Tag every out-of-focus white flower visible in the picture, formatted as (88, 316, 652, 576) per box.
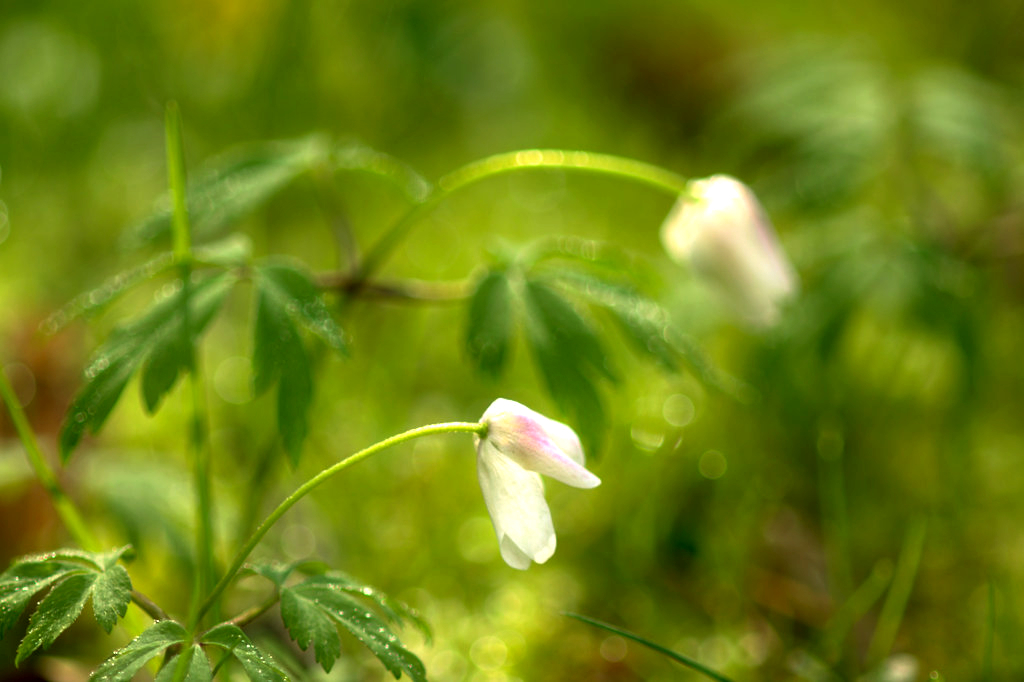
(475, 398, 601, 569)
(661, 175, 798, 327)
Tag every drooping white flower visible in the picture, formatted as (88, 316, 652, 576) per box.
(475, 399, 601, 570)
(661, 175, 798, 327)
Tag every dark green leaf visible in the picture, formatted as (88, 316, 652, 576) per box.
(90, 620, 188, 682)
(60, 273, 235, 460)
(252, 270, 322, 466)
(16, 572, 98, 664)
(125, 135, 331, 248)
(521, 279, 614, 454)
(156, 646, 212, 682)
(258, 263, 347, 355)
(281, 576, 426, 681)
(202, 624, 288, 682)
(91, 565, 132, 633)
(466, 270, 515, 379)
(242, 562, 297, 589)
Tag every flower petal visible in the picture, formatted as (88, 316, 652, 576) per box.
(482, 399, 600, 489)
(477, 440, 557, 569)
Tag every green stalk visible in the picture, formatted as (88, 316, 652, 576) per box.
(356, 149, 690, 281)
(0, 366, 100, 552)
(866, 516, 928, 667)
(192, 421, 486, 628)
(165, 102, 216, 625)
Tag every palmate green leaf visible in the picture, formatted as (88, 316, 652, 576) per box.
(90, 620, 188, 682)
(1, 546, 134, 643)
(125, 135, 331, 249)
(59, 272, 235, 461)
(466, 269, 514, 379)
(280, 575, 426, 681)
(521, 278, 615, 454)
(156, 645, 212, 682)
(252, 263, 346, 465)
(202, 624, 288, 682)
(1, 547, 135, 664)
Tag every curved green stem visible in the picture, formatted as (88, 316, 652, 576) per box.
(192, 420, 486, 628)
(0, 366, 100, 552)
(356, 149, 689, 281)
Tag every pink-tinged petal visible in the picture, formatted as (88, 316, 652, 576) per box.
(481, 399, 600, 489)
(476, 440, 557, 569)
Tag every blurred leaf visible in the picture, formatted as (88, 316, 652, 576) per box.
(156, 646, 212, 682)
(565, 613, 734, 682)
(202, 624, 288, 682)
(280, 575, 426, 680)
(194, 233, 254, 267)
(521, 278, 614, 453)
(90, 620, 188, 682)
(4, 546, 134, 664)
(59, 272, 235, 461)
(551, 268, 678, 371)
(40, 252, 176, 334)
(466, 269, 515, 378)
(252, 263, 345, 464)
(125, 135, 332, 249)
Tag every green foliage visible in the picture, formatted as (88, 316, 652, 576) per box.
(126, 135, 332, 249)
(0, 547, 133, 665)
(465, 269, 515, 379)
(90, 620, 188, 682)
(280, 575, 426, 680)
(247, 563, 428, 679)
(201, 624, 288, 682)
(58, 272, 236, 461)
(156, 646, 212, 682)
(251, 263, 347, 465)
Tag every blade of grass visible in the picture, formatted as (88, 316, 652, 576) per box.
(866, 516, 927, 666)
(564, 613, 734, 682)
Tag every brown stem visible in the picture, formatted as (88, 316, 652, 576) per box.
(132, 590, 172, 622)
(226, 595, 279, 628)
(316, 272, 472, 302)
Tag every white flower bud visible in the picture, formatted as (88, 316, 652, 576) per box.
(475, 399, 600, 569)
(661, 175, 798, 327)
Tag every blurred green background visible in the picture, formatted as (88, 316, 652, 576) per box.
(2, 0, 1024, 680)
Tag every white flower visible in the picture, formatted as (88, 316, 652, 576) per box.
(661, 174, 798, 327)
(475, 399, 601, 569)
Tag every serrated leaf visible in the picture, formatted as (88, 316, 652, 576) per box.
(16, 572, 98, 664)
(90, 620, 188, 682)
(125, 135, 331, 249)
(91, 565, 132, 633)
(315, 573, 431, 644)
(0, 563, 76, 638)
(156, 645, 212, 682)
(202, 624, 288, 682)
(280, 587, 341, 672)
(242, 562, 297, 589)
(60, 273, 235, 460)
(466, 270, 514, 379)
(281, 576, 426, 681)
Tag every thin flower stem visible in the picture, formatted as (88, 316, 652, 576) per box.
(166, 102, 217, 629)
(193, 421, 487, 628)
(226, 595, 279, 629)
(356, 149, 689, 281)
(0, 366, 100, 552)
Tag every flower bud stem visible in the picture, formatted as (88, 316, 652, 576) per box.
(192, 420, 487, 628)
(356, 149, 690, 282)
